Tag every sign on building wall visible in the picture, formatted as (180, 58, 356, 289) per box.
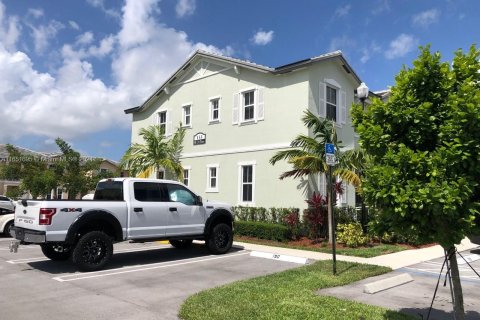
(193, 132, 206, 145)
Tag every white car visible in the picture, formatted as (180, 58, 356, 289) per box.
(0, 213, 14, 237)
(0, 195, 15, 213)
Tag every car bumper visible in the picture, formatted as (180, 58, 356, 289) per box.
(10, 226, 46, 243)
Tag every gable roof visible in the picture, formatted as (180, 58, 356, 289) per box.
(124, 50, 362, 114)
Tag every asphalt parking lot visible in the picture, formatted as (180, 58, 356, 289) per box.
(0, 237, 301, 320)
(319, 247, 480, 320)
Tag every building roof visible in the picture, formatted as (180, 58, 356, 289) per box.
(0, 144, 49, 160)
(124, 50, 363, 114)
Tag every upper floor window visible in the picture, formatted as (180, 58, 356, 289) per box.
(182, 105, 192, 127)
(326, 86, 337, 122)
(158, 111, 167, 134)
(242, 90, 255, 121)
(209, 98, 220, 123)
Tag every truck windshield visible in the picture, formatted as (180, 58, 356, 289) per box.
(94, 181, 124, 201)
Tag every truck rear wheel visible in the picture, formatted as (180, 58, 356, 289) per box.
(169, 239, 193, 249)
(72, 231, 113, 272)
(40, 243, 71, 261)
(206, 223, 233, 254)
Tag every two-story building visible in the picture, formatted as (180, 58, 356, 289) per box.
(125, 50, 363, 210)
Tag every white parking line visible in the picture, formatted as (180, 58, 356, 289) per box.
(53, 251, 249, 282)
(6, 244, 169, 264)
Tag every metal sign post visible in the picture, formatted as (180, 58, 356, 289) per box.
(325, 143, 336, 275)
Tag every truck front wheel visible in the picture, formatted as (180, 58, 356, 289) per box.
(40, 243, 71, 261)
(72, 231, 113, 272)
(206, 223, 233, 254)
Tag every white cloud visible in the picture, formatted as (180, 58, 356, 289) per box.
(385, 34, 418, 59)
(251, 29, 274, 46)
(334, 4, 351, 18)
(69, 20, 80, 30)
(328, 35, 355, 53)
(29, 20, 64, 54)
(27, 8, 44, 19)
(0, 0, 232, 142)
(176, 0, 196, 17)
(0, 2, 20, 50)
(412, 9, 440, 28)
(372, 0, 390, 15)
(86, 0, 121, 19)
(360, 42, 381, 63)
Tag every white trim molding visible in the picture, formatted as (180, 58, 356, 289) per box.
(181, 143, 291, 159)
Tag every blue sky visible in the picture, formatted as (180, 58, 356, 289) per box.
(0, 0, 478, 161)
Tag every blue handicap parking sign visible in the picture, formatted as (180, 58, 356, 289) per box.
(325, 143, 335, 155)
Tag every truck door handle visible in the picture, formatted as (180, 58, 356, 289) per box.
(169, 207, 177, 212)
(134, 207, 143, 213)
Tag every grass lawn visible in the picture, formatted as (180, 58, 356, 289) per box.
(235, 236, 408, 258)
(179, 260, 415, 320)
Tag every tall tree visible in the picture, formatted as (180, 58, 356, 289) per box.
(352, 45, 480, 319)
(270, 110, 361, 243)
(121, 124, 186, 180)
(55, 138, 102, 199)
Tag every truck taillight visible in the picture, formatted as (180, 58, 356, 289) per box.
(39, 208, 56, 225)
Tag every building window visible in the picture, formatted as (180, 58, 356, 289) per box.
(183, 105, 191, 127)
(183, 169, 190, 186)
(206, 164, 219, 192)
(158, 111, 167, 134)
(209, 98, 220, 122)
(157, 170, 165, 179)
(56, 188, 63, 200)
(242, 90, 255, 121)
(239, 163, 255, 203)
(326, 86, 337, 122)
(100, 168, 108, 174)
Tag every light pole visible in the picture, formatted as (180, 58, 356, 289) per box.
(356, 82, 369, 233)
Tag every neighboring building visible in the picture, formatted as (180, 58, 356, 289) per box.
(0, 144, 125, 199)
(125, 50, 364, 210)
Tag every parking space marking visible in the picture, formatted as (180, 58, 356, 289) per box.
(52, 251, 249, 282)
(6, 244, 170, 264)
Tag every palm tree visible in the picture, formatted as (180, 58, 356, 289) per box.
(270, 110, 362, 243)
(121, 124, 186, 181)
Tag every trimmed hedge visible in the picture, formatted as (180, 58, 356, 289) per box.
(232, 206, 300, 224)
(235, 221, 290, 242)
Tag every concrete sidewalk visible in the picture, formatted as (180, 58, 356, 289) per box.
(233, 237, 478, 269)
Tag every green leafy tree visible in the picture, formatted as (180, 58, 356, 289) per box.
(352, 45, 480, 319)
(270, 110, 362, 243)
(55, 138, 102, 199)
(121, 124, 186, 181)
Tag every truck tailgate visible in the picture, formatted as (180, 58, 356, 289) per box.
(14, 200, 46, 232)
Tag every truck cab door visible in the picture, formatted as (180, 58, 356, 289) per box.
(165, 183, 205, 236)
(128, 181, 169, 239)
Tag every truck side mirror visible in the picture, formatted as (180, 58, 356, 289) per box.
(196, 196, 203, 206)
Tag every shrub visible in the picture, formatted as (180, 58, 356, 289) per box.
(283, 211, 302, 240)
(304, 192, 328, 240)
(232, 206, 300, 224)
(235, 221, 290, 242)
(335, 206, 359, 224)
(337, 223, 369, 248)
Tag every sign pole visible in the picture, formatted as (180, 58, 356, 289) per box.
(325, 142, 336, 276)
(329, 164, 336, 275)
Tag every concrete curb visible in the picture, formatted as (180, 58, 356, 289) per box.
(363, 273, 413, 294)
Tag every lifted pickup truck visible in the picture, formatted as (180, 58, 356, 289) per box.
(10, 178, 234, 271)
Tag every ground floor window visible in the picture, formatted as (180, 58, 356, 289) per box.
(239, 162, 255, 204)
(183, 168, 190, 186)
(157, 170, 165, 179)
(206, 164, 219, 192)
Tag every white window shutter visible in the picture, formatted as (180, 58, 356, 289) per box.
(319, 82, 326, 118)
(340, 90, 347, 125)
(232, 93, 239, 125)
(319, 173, 326, 196)
(166, 110, 172, 136)
(256, 87, 265, 121)
(208, 100, 212, 122)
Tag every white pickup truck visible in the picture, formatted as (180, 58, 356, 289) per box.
(10, 178, 234, 271)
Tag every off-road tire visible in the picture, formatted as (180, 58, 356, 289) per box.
(40, 243, 71, 261)
(72, 231, 113, 272)
(169, 239, 193, 249)
(206, 223, 233, 254)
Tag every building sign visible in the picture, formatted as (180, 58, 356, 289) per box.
(193, 132, 206, 145)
